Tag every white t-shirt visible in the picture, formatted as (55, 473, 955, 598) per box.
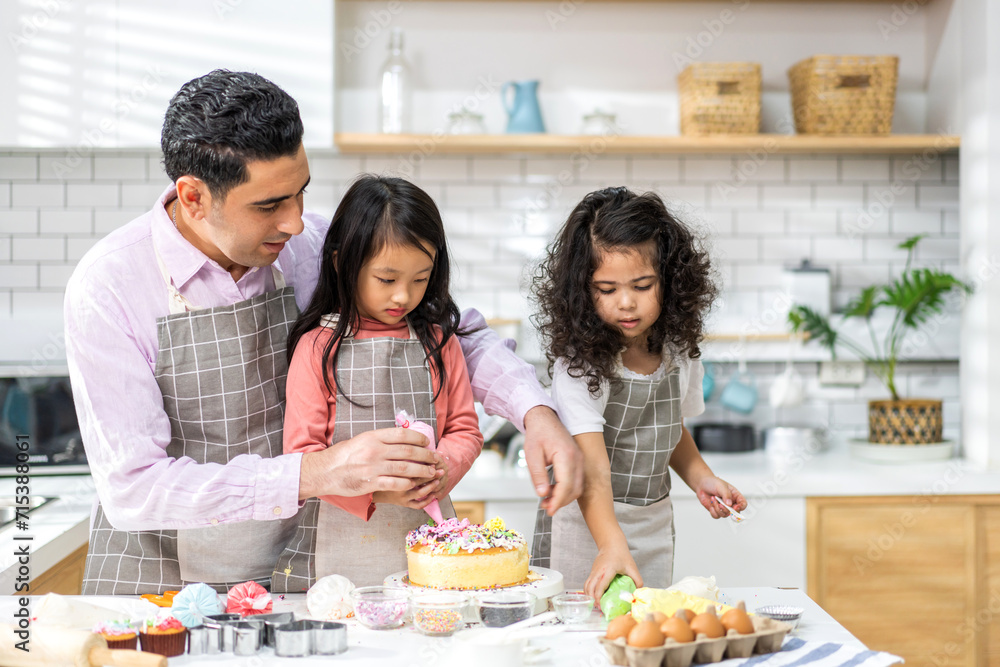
(550, 353, 706, 436)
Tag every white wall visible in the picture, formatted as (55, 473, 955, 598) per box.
(336, 0, 931, 135)
(0, 0, 334, 147)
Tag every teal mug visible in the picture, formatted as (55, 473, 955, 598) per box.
(702, 362, 715, 402)
(719, 370, 758, 414)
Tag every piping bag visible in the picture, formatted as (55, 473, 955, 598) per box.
(395, 409, 444, 523)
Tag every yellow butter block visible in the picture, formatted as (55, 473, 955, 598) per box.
(630, 588, 738, 620)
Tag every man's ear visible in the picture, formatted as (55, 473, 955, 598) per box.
(175, 176, 210, 222)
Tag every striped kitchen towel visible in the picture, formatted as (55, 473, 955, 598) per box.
(702, 638, 904, 666)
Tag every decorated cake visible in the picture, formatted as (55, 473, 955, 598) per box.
(406, 517, 529, 589)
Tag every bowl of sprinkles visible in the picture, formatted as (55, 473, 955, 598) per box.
(350, 586, 410, 630)
(411, 591, 469, 636)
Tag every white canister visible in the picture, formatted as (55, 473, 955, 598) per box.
(783, 259, 831, 316)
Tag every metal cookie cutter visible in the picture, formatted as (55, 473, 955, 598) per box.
(187, 624, 221, 655)
(203, 613, 241, 653)
(232, 619, 266, 656)
(274, 619, 348, 657)
(254, 612, 295, 647)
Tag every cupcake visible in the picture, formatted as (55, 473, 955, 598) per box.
(93, 620, 137, 650)
(139, 615, 187, 657)
(171, 582, 224, 628)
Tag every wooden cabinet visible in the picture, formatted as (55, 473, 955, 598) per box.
(808, 495, 1000, 667)
(29, 544, 88, 596)
(453, 501, 485, 525)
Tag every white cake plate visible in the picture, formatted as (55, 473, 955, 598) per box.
(384, 566, 564, 616)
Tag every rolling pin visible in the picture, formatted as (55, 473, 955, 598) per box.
(0, 624, 166, 667)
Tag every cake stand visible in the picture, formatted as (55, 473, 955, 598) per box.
(384, 567, 564, 616)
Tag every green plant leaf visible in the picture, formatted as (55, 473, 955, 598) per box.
(788, 306, 838, 356)
(842, 286, 880, 320)
(882, 268, 972, 329)
(898, 234, 925, 251)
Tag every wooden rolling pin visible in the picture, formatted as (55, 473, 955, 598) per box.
(0, 624, 166, 667)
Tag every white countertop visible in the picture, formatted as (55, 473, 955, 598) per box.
(0, 587, 867, 666)
(3, 444, 998, 594)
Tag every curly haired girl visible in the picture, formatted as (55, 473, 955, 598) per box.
(531, 186, 747, 601)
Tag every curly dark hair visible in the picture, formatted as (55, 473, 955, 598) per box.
(531, 186, 717, 396)
(161, 69, 304, 201)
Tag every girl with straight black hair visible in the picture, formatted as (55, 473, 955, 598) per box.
(272, 175, 483, 591)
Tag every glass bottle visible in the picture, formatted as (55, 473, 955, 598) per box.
(379, 28, 411, 134)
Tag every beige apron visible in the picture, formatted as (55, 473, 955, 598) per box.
(532, 366, 682, 590)
(271, 315, 455, 592)
(82, 246, 299, 594)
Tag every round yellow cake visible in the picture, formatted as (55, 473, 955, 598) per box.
(405, 517, 529, 589)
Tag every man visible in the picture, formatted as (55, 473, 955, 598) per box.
(65, 70, 583, 594)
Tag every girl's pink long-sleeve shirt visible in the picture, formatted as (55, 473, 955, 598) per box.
(282, 317, 483, 520)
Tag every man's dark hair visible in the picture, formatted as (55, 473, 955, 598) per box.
(161, 69, 304, 200)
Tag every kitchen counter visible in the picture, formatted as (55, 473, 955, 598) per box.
(0, 587, 873, 666)
(3, 444, 998, 594)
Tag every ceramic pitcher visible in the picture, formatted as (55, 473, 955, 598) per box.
(502, 80, 546, 133)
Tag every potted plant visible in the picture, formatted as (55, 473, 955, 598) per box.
(788, 235, 972, 445)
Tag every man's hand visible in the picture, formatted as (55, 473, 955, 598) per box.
(522, 406, 584, 516)
(299, 427, 441, 499)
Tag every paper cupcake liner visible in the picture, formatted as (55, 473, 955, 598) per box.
(140, 629, 188, 657)
(103, 634, 137, 650)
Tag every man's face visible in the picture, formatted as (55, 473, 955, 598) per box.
(200, 144, 310, 270)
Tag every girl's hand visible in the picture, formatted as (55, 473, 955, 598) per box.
(373, 467, 444, 509)
(695, 476, 748, 519)
(584, 543, 644, 604)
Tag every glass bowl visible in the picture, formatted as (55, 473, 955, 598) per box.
(349, 586, 410, 630)
(552, 592, 593, 624)
(476, 591, 535, 627)
(411, 591, 469, 636)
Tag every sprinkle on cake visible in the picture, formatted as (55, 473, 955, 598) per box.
(406, 517, 525, 554)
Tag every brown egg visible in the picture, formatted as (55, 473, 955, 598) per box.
(627, 616, 666, 648)
(721, 601, 754, 635)
(606, 614, 637, 640)
(678, 608, 696, 623)
(660, 614, 695, 643)
(690, 606, 725, 639)
(650, 611, 668, 624)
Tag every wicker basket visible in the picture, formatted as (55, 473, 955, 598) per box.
(788, 55, 899, 135)
(679, 62, 761, 135)
(868, 399, 942, 445)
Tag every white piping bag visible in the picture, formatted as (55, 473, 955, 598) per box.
(396, 409, 444, 523)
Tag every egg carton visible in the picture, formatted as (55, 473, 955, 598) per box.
(599, 616, 792, 667)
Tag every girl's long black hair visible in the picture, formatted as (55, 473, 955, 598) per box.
(288, 174, 464, 404)
(532, 186, 717, 396)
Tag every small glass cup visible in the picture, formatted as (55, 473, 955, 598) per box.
(552, 592, 594, 624)
(350, 586, 410, 630)
(411, 591, 468, 636)
(476, 591, 535, 627)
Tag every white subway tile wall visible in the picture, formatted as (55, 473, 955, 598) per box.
(0, 149, 962, 438)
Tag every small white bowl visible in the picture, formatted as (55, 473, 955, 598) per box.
(755, 605, 804, 630)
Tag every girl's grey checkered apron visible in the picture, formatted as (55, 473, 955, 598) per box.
(531, 366, 682, 590)
(82, 246, 299, 594)
(271, 314, 456, 592)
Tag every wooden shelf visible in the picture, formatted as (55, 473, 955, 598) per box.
(334, 133, 959, 156)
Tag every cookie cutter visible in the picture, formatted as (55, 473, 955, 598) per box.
(273, 619, 348, 657)
(254, 612, 295, 647)
(187, 624, 221, 655)
(203, 613, 241, 652)
(232, 619, 265, 656)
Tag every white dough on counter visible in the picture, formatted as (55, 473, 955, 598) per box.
(31, 593, 158, 630)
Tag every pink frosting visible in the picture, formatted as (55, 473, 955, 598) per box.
(227, 580, 273, 616)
